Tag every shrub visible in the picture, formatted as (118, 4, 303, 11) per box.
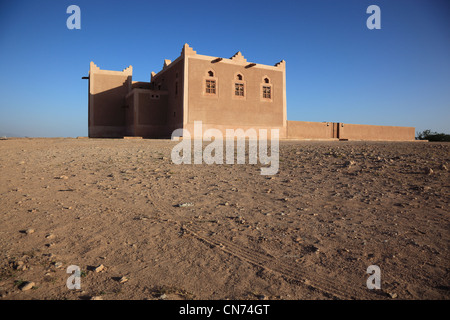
(416, 129, 450, 142)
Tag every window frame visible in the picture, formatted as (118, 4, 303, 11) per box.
(205, 79, 217, 94)
(261, 76, 273, 102)
(203, 69, 219, 98)
(232, 73, 246, 100)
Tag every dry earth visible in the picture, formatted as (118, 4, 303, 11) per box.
(0, 138, 448, 300)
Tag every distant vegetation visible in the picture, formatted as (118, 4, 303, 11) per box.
(416, 129, 450, 142)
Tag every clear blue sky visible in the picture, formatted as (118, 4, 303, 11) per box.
(0, 0, 449, 137)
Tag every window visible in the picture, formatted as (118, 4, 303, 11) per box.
(206, 79, 216, 94)
(233, 73, 245, 99)
(261, 76, 272, 101)
(235, 83, 244, 96)
(175, 82, 178, 95)
(263, 86, 271, 99)
(204, 69, 218, 96)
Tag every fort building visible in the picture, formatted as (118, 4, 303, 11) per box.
(85, 44, 415, 141)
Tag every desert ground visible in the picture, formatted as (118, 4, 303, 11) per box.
(0, 138, 448, 300)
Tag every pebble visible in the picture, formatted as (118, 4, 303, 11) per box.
(176, 203, 194, 207)
(14, 261, 26, 271)
(343, 160, 356, 167)
(90, 296, 103, 300)
(19, 281, 35, 291)
(25, 228, 34, 234)
(424, 167, 433, 175)
(94, 264, 105, 273)
(118, 276, 128, 284)
(388, 292, 398, 299)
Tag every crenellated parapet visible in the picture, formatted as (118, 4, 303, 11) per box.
(274, 60, 286, 69)
(89, 61, 133, 76)
(230, 51, 247, 64)
(163, 59, 172, 69)
(122, 65, 133, 75)
(181, 43, 197, 56)
(90, 61, 100, 72)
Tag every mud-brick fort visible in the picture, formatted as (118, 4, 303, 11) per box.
(85, 44, 414, 141)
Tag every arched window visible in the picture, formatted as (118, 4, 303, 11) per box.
(204, 69, 217, 96)
(261, 76, 272, 101)
(234, 73, 245, 97)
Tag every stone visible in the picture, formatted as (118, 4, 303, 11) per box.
(388, 292, 398, 299)
(344, 160, 356, 167)
(175, 203, 194, 208)
(14, 261, 26, 271)
(118, 276, 128, 284)
(94, 264, 105, 273)
(424, 167, 433, 175)
(90, 296, 103, 300)
(25, 228, 34, 234)
(19, 281, 35, 291)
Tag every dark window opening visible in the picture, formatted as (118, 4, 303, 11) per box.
(264, 78, 270, 84)
(206, 80, 216, 94)
(208, 70, 214, 77)
(235, 83, 244, 96)
(263, 86, 271, 99)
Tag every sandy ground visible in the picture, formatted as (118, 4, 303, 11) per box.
(0, 138, 448, 300)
